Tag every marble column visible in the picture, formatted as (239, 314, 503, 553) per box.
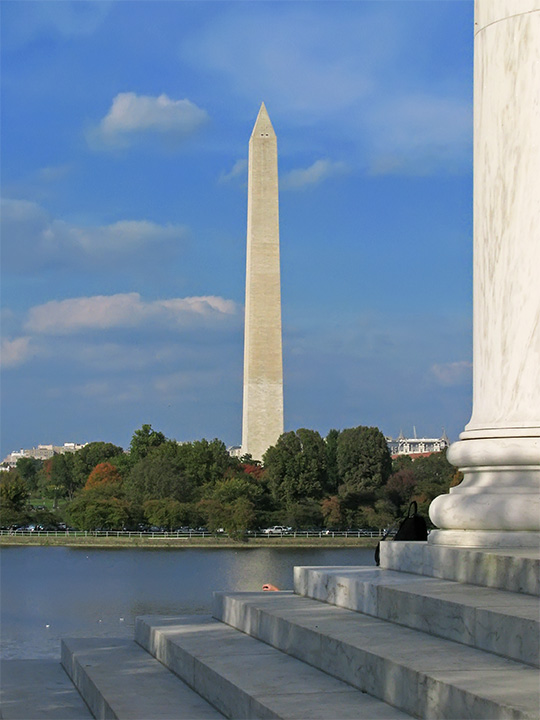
(429, 0, 540, 547)
(241, 103, 284, 462)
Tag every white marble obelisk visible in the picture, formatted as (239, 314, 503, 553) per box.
(429, 0, 540, 547)
(241, 103, 284, 462)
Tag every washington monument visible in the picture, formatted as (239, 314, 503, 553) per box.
(241, 103, 284, 461)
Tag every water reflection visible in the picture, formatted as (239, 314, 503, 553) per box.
(1, 546, 374, 659)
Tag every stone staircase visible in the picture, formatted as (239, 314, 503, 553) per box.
(2, 544, 538, 719)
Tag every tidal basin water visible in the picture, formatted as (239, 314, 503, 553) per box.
(1, 546, 375, 660)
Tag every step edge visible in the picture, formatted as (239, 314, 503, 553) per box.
(136, 616, 415, 720)
(293, 568, 539, 667)
(212, 593, 539, 720)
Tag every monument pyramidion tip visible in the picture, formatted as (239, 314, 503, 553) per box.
(251, 102, 275, 138)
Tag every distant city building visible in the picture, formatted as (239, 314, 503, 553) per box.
(1, 442, 87, 469)
(386, 431, 450, 459)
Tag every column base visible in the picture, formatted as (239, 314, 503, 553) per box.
(429, 435, 540, 534)
(428, 529, 540, 548)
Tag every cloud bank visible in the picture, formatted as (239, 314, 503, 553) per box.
(282, 159, 348, 189)
(92, 92, 209, 148)
(24, 293, 238, 335)
(219, 159, 247, 184)
(0, 337, 34, 368)
(1, 198, 187, 271)
(430, 361, 472, 386)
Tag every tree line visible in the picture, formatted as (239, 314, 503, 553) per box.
(0, 424, 462, 537)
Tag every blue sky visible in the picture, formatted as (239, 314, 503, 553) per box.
(1, 0, 474, 457)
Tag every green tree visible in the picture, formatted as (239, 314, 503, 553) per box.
(196, 499, 226, 532)
(209, 476, 263, 506)
(124, 441, 196, 504)
(200, 473, 268, 530)
(365, 499, 396, 531)
(129, 424, 166, 462)
(108, 452, 135, 480)
(325, 429, 341, 495)
(29, 507, 63, 530)
(49, 452, 76, 502)
(65, 484, 138, 531)
(143, 499, 198, 530)
(263, 429, 327, 506)
(0, 471, 29, 509)
(336, 426, 392, 499)
(282, 500, 323, 530)
(228, 497, 256, 539)
(15, 457, 42, 493)
(197, 497, 256, 540)
(392, 454, 413, 474)
(0, 471, 30, 528)
(176, 438, 240, 488)
(409, 450, 461, 519)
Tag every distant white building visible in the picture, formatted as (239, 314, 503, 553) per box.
(386, 431, 449, 459)
(1, 442, 87, 469)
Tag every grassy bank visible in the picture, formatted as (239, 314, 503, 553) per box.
(0, 534, 378, 550)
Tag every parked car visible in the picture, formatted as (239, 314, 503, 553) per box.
(262, 526, 291, 535)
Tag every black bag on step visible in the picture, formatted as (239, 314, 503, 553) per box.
(393, 501, 428, 542)
(374, 501, 427, 566)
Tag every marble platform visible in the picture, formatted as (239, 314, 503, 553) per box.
(379, 542, 539, 595)
(0, 659, 93, 720)
(3, 544, 539, 719)
(293, 565, 538, 665)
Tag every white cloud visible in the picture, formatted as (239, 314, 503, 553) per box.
(282, 159, 348, 190)
(69, 220, 185, 256)
(92, 92, 209, 147)
(1, 337, 35, 368)
(25, 293, 238, 335)
(219, 159, 247, 184)
(1, 198, 187, 270)
(430, 361, 472, 386)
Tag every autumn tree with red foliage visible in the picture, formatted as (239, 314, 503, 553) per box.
(321, 495, 343, 528)
(85, 462, 122, 490)
(241, 463, 265, 481)
(383, 468, 417, 515)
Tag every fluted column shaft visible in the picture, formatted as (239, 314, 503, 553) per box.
(429, 0, 540, 547)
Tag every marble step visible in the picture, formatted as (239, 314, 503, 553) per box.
(379, 543, 540, 595)
(213, 590, 540, 720)
(0, 659, 93, 720)
(294, 565, 539, 666)
(61, 637, 225, 719)
(135, 614, 414, 719)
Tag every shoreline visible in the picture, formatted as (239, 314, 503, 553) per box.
(0, 534, 378, 550)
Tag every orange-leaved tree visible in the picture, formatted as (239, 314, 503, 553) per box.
(85, 462, 122, 491)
